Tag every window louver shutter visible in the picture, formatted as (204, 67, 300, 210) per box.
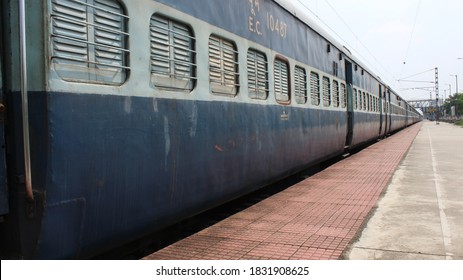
(51, 0, 88, 68)
(310, 72, 320, 106)
(341, 83, 347, 108)
(247, 49, 268, 99)
(294, 66, 307, 104)
(50, 0, 129, 85)
(209, 35, 239, 95)
(332, 80, 339, 107)
(274, 59, 289, 102)
(322, 77, 331, 107)
(94, 0, 125, 70)
(151, 16, 171, 77)
(150, 14, 196, 91)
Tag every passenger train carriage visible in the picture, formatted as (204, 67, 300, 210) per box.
(0, 0, 421, 259)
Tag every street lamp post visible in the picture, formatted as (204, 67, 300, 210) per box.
(450, 74, 458, 94)
(450, 74, 459, 118)
(456, 59, 462, 117)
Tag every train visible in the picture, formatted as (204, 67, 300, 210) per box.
(0, 0, 421, 259)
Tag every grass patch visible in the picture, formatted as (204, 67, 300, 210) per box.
(455, 120, 463, 127)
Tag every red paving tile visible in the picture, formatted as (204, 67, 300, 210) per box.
(144, 123, 422, 260)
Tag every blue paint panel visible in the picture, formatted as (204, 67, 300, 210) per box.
(37, 198, 86, 259)
(0, 53, 7, 216)
(33, 92, 346, 258)
(351, 112, 381, 147)
(0, 115, 6, 216)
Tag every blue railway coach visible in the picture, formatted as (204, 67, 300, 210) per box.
(0, 0, 421, 259)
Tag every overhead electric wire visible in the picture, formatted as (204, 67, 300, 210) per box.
(296, 0, 398, 88)
(398, 67, 435, 81)
(296, 0, 349, 48)
(400, 0, 422, 75)
(322, 0, 396, 80)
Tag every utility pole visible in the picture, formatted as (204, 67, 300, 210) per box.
(450, 74, 459, 118)
(435, 67, 439, 124)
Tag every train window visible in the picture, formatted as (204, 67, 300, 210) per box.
(340, 83, 347, 108)
(367, 93, 370, 111)
(332, 80, 339, 108)
(209, 35, 239, 96)
(370, 95, 373, 111)
(310, 72, 320, 106)
(50, 0, 129, 85)
(368, 94, 371, 111)
(363, 92, 366, 111)
(247, 49, 268, 99)
(354, 89, 358, 110)
(150, 14, 196, 92)
(322, 76, 331, 107)
(274, 58, 290, 103)
(358, 90, 362, 110)
(366, 94, 369, 111)
(294, 66, 307, 104)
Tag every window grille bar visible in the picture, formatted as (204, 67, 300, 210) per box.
(51, 33, 130, 54)
(149, 40, 196, 55)
(150, 56, 197, 68)
(151, 70, 198, 80)
(51, 55, 131, 70)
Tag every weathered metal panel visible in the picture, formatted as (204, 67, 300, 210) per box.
(0, 36, 9, 216)
(28, 91, 346, 258)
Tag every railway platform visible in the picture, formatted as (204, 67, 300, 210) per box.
(144, 121, 461, 260)
(347, 121, 463, 260)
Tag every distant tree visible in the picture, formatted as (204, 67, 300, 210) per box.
(443, 93, 462, 117)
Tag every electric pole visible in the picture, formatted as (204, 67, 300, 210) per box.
(435, 67, 439, 124)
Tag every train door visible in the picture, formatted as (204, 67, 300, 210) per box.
(381, 88, 388, 136)
(0, 6, 8, 217)
(406, 104, 409, 126)
(387, 90, 392, 133)
(344, 60, 354, 148)
(378, 84, 383, 136)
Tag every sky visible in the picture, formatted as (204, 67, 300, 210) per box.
(294, 0, 463, 101)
